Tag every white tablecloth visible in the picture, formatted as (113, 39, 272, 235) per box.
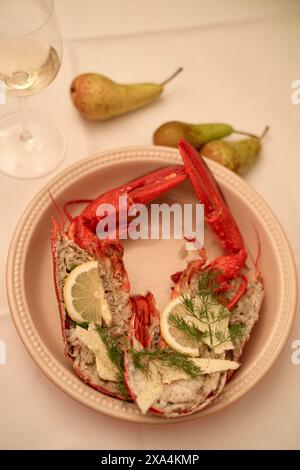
(1, 0, 300, 450)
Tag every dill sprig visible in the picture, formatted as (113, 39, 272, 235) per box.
(168, 312, 205, 342)
(180, 295, 195, 317)
(197, 269, 220, 297)
(214, 328, 228, 344)
(69, 318, 89, 330)
(96, 326, 123, 371)
(95, 325, 129, 399)
(229, 323, 246, 341)
(212, 323, 245, 350)
(168, 271, 244, 352)
(70, 320, 129, 398)
(129, 348, 201, 378)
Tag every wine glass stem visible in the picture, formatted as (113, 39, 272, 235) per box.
(18, 97, 33, 143)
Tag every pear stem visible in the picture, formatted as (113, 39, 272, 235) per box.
(160, 67, 183, 86)
(259, 125, 270, 139)
(233, 129, 259, 139)
(233, 125, 270, 140)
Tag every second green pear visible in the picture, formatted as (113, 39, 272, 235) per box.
(200, 127, 269, 173)
(70, 68, 182, 121)
(200, 138, 261, 174)
(153, 121, 236, 148)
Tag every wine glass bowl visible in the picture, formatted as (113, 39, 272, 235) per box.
(0, 37, 61, 97)
(0, 0, 66, 179)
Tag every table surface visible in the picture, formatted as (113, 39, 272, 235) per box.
(1, 0, 300, 450)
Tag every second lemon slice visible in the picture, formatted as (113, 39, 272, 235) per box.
(63, 260, 111, 326)
(160, 296, 202, 357)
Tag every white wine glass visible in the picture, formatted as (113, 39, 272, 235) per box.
(0, 0, 66, 179)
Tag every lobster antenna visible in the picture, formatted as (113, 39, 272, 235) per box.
(48, 190, 66, 225)
(63, 199, 93, 223)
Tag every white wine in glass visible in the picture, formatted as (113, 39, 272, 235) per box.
(0, 0, 66, 179)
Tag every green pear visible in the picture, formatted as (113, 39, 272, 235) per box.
(200, 127, 269, 174)
(153, 121, 256, 148)
(70, 68, 183, 121)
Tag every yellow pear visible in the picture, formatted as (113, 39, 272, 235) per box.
(70, 68, 183, 121)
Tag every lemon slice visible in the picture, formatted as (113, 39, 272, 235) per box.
(63, 260, 111, 325)
(161, 295, 234, 356)
(160, 296, 202, 357)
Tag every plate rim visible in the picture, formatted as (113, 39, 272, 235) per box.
(6, 145, 298, 423)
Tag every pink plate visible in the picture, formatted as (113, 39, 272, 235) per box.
(6, 146, 297, 423)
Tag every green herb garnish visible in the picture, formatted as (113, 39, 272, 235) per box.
(169, 271, 244, 351)
(229, 323, 246, 341)
(69, 319, 89, 330)
(95, 325, 129, 399)
(129, 348, 201, 378)
(70, 319, 128, 398)
(168, 312, 205, 342)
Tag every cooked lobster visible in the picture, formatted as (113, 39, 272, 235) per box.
(51, 140, 263, 416)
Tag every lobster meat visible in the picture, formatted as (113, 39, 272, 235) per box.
(51, 140, 264, 415)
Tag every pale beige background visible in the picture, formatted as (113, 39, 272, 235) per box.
(0, 0, 300, 449)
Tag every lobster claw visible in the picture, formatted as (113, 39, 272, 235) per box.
(68, 165, 187, 242)
(80, 165, 187, 218)
(178, 139, 248, 306)
(178, 139, 245, 255)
